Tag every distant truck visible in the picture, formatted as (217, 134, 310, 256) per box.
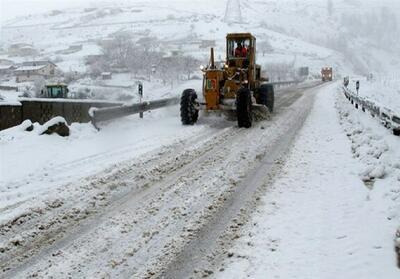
(321, 67, 333, 82)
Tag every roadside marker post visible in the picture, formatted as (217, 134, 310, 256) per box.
(356, 80, 360, 95)
(138, 82, 143, 118)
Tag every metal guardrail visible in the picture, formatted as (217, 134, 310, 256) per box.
(90, 97, 180, 129)
(271, 80, 302, 87)
(343, 86, 400, 136)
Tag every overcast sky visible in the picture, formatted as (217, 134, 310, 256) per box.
(0, 0, 97, 22)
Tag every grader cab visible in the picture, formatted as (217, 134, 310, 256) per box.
(180, 33, 274, 128)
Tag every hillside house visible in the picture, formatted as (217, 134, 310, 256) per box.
(14, 61, 57, 82)
(101, 72, 112, 80)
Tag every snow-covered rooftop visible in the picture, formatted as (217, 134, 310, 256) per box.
(14, 65, 47, 71)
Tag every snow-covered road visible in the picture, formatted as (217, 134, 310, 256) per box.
(217, 83, 400, 279)
(0, 82, 323, 278)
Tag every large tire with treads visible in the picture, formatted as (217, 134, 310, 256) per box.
(258, 84, 274, 113)
(180, 89, 199, 125)
(236, 87, 252, 128)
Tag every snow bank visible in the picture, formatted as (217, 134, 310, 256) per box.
(19, 120, 34, 131)
(337, 87, 400, 184)
(36, 116, 70, 137)
(36, 116, 66, 131)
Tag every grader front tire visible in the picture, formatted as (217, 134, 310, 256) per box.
(180, 89, 199, 125)
(236, 88, 252, 128)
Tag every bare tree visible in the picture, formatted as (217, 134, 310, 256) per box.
(258, 40, 273, 56)
(180, 55, 199, 80)
(136, 36, 159, 52)
(102, 32, 134, 69)
(97, 33, 198, 85)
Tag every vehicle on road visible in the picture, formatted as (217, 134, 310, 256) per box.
(180, 33, 274, 128)
(321, 67, 333, 82)
(40, 83, 69, 98)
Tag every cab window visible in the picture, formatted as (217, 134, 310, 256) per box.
(227, 38, 251, 59)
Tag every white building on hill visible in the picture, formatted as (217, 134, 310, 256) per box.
(14, 61, 57, 83)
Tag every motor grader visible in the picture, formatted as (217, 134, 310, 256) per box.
(180, 33, 274, 128)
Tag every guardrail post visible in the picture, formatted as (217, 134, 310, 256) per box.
(356, 80, 360, 95)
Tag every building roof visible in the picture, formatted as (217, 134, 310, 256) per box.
(0, 59, 15, 65)
(0, 65, 15, 70)
(14, 65, 47, 72)
(226, 33, 255, 40)
(9, 43, 33, 48)
(22, 60, 56, 67)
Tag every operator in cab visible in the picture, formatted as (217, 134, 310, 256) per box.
(235, 42, 247, 58)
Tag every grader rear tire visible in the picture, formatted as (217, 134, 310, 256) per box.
(180, 89, 199, 125)
(236, 88, 252, 128)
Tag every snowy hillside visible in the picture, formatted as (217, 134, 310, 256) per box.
(1, 0, 399, 104)
(0, 0, 394, 74)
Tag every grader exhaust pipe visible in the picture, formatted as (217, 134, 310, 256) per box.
(210, 47, 215, 69)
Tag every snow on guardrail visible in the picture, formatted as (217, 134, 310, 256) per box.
(90, 97, 180, 130)
(343, 86, 400, 136)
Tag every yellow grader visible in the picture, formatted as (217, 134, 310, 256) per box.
(180, 33, 274, 128)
